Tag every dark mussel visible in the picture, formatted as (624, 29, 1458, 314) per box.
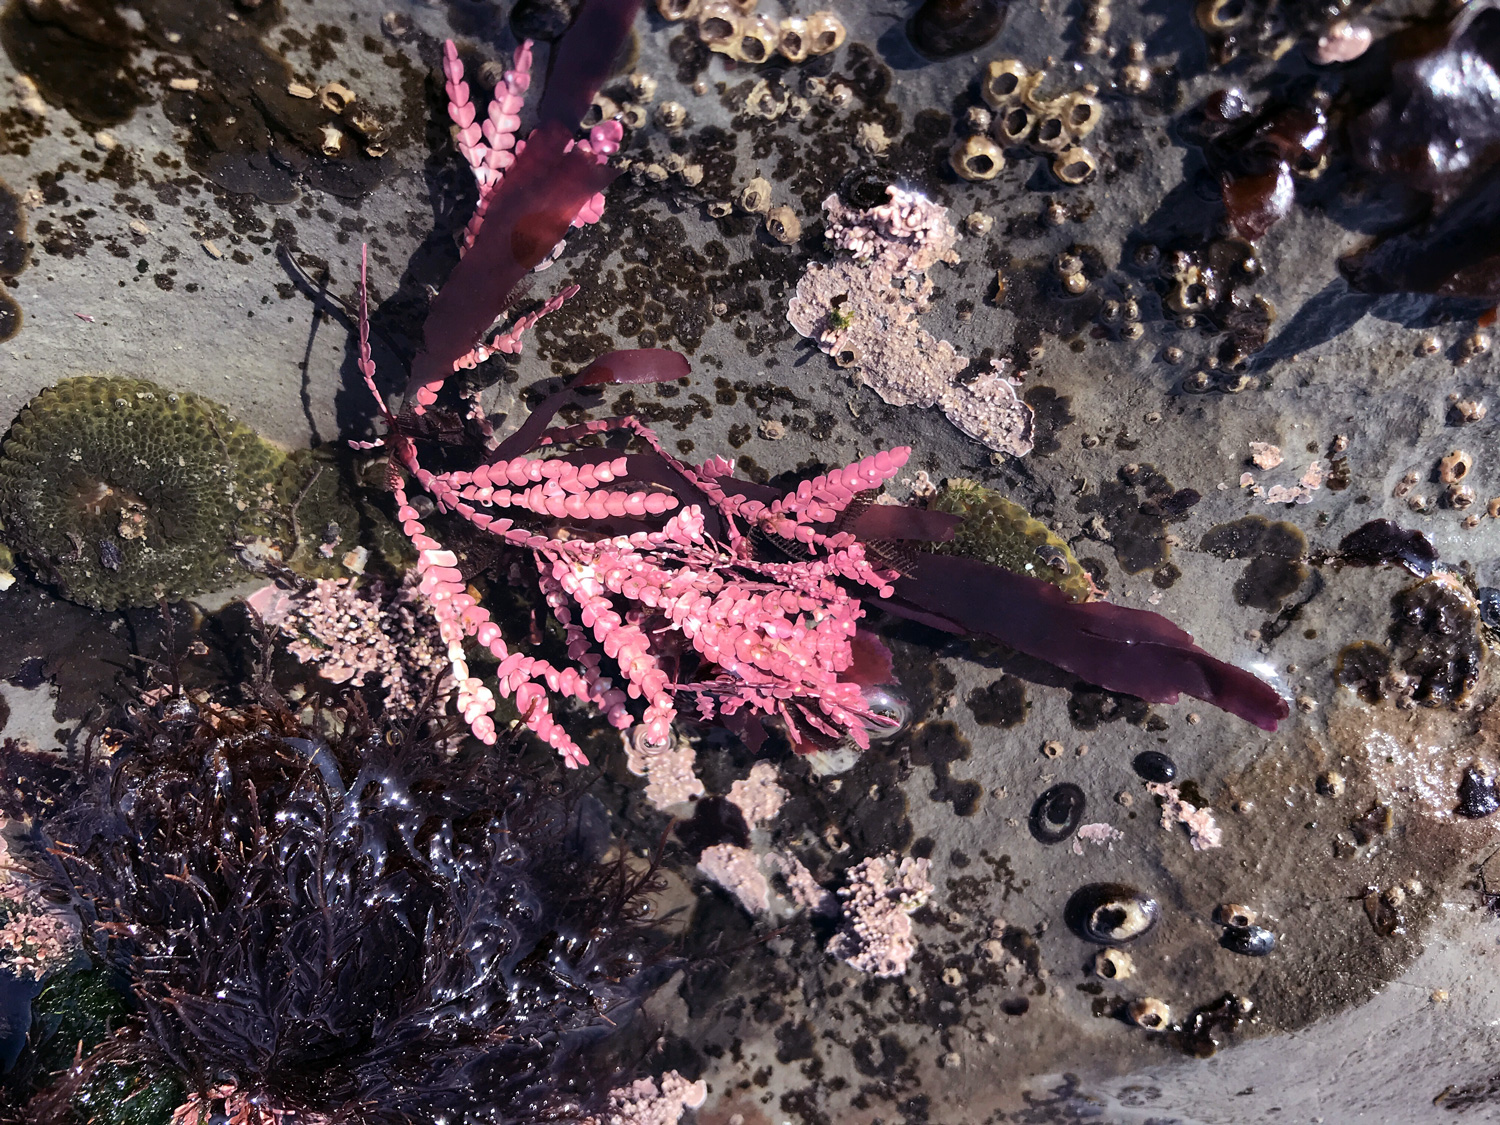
(1457, 764, 1500, 819)
(1220, 924, 1277, 956)
(1065, 882, 1160, 945)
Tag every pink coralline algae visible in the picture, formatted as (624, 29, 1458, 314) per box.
(767, 851, 839, 916)
(698, 843, 771, 914)
(1148, 781, 1224, 850)
(247, 576, 452, 715)
(622, 722, 705, 809)
(584, 1071, 708, 1125)
(827, 854, 934, 977)
(788, 187, 1035, 458)
(343, 0, 1285, 775)
(727, 760, 787, 826)
(0, 836, 76, 980)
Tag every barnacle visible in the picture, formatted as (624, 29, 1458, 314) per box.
(1053, 146, 1097, 185)
(733, 13, 778, 63)
(805, 10, 847, 55)
(930, 478, 1094, 603)
(0, 376, 284, 610)
(981, 59, 1029, 109)
(950, 134, 1005, 180)
(778, 17, 811, 62)
(696, 1, 739, 52)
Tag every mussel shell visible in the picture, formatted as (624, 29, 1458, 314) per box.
(1457, 765, 1499, 818)
(1065, 882, 1160, 945)
(1029, 783, 1086, 844)
(1220, 924, 1277, 956)
(1132, 750, 1177, 783)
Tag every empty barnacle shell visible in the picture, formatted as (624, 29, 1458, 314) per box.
(1457, 764, 1499, 818)
(1060, 89, 1103, 139)
(1065, 883, 1160, 945)
(765, 205, 802, 244)
(319, 124, 345, 156)
(734, 14, 779, 63)
(663, 152, 686, 174)
(619, 102, 649, 129)
(833, 343, 862, 368)
(980, 59, 1029, 109)
(993, 104, 1037, 145)
(318, 81, 355, 113)
(1094, 948, 1135, 980)
(951, 134, 1005, 181)
(1220, 924, 1277, 956)
(706, 199, 733, 218)
(1033, 109, 1071, 152)
(778, 17, 811, 62)
(1029, 783, 1086, 844)
(697, 1, 740, 52)
(680, 163, 705, 186)
(654, 99, 688, 130)
(287, 82, 316, 99)
(1439, 449, 1473, 484)
(805, 10, 847, 55)
(1128, 997, 1172, 1030)
(1053, 147, 1097, 185)
(1214, 903, 1257, 928)
(739, 175, 773, 213)
(1196, 0, 1249, 31)
(583, 94, 619, 128)
(656, 0, 699, 18)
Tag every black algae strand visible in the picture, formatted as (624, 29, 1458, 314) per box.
(1029, 783, 1086, 844)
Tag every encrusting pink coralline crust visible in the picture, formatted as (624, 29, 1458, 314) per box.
(583, 1071, 708, 1125)
(698, 843, 771, 914)
(353, 36, 905, 768)
(826, 854, 933, 977)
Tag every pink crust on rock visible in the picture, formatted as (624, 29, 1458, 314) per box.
(826, 855, 933, 977)
(622, 723, 705, 809)
(788, 187, 1034, 457)
(727, 761, 787, 826)
(698, 843, 771, 914)
(1148, 782, 1223, 851)
(583, 1071, 708, 1125)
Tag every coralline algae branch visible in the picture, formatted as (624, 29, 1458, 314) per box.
(245, 575, 452, 716)
(788, 187, 1035, 458)
(827, 855, 934, 977)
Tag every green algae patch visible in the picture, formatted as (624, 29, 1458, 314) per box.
(0, 375, 284, 609)
(931, 478, 1093, 603)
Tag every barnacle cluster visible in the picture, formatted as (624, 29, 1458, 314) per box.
(0, 692, 668, 1125)
(931, 479, 1094, 603)
(658, 0, 845, 65)
(0, 376, 284, 610)
(953, 58, 1103, 184)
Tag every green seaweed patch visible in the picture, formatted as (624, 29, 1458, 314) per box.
(930, 478, 1093, 603)
(0, 376, 287, 610)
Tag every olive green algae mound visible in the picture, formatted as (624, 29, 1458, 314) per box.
(0, 376, 284, 610)
(931, 478, 1094, 603)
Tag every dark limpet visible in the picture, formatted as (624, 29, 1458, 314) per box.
(1132, 750, 1177, 783)
(906, 0, 1006, 59)
(1457, 765, 1500, 819)
(1065, 883, 1160, 945)
(1220, 924, 1276, 956)
(1029, 782, 1086, 844)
